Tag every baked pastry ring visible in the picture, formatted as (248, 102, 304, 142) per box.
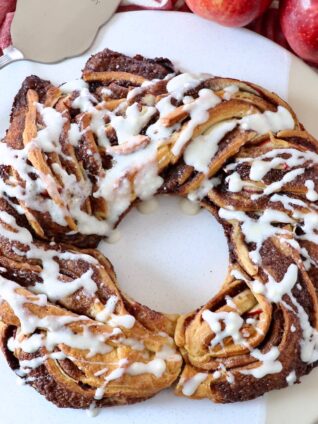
(0, 49, 317, 411)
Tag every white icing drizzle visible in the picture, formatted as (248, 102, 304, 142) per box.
(117, 337, 144, 351)
(0, 277, 75, 334)
(181, 372, 208, 396)
(94, 150, 163, 226)
(1, 67, 317, 399)
(241, 347, 283, 378)
(1, 75, 171, 236)
(270, 193, 307, 210)
(223, 85, 239, 101)
(0, 122, 111, 236)
(0, 205, 185, 405)
(250, 148, 318, 179)
(225, 147, 318, 199)
(230, 268, 248, 282)
(0, 71, 297, 241)
(219, 208, 293, 263)
(0, 144, 63, 227)
(8, 333, 43, 354)
(187, 177, 220, 202)
(108, 314, 136, 329)
(179, 198, 200, 215)
(184, 120, 237, 173)
(262, 168, 304, 197)
(222, 203, 318, 367)
(137, 197, 159, 214)
(240, 106, 294, 134)
(126, 358, 166, 378)
(226, 371, 235, 384)
(183, 107, 294, 181)
(181, 103, 294, 198)
(166, 73, 211, 101)
(111, 103, 156, 144)
(94, 367, 109, 377)
(68, 122, 82, 146)
(94, 295, 135, 328)
(289, 292, 318, 364)
(245, 316, 262, 338)
(0, 211, 33, 244)
(155, 343, 182, 362)
(18, 352, 67, 375)
(87, 402, 99, 418)
(286, 370, 296, 386)
(305, 180, 318, 201)
(16, 375, 36, 385)
(93, 343, 181, 400)
(69, 83, 97, 113)
(95, 295, 118, 322)
(172, 88, 221, 156)
(146, 95, 177, 142)
(0, 231, 138, 361)
(217, 363, 235, 383)
(212, 370, 221, 379)
(202, 309, 246, 348)
(225, 295, 238, 310)
(31, 104, 66, 153)
(94, 358, 128, 400)
(226, 171, 245, 193)
(251, 264, 298, 303)
(270, 194, 318, 246)
(0, 212, 100, 305)
(30, 256, 96, 302)
(105, 229, 121, 244)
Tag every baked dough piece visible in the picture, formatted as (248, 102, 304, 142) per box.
(0, 198, 181, 408)
(0, 49, 317, 411)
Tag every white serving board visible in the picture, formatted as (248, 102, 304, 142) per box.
(0, 10, 317, 424)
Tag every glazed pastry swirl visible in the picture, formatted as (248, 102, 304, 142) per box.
(0, 49, 317, 409)
(0, 200, 181, 408)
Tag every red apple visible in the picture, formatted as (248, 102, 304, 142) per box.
(185, 0, 273, 27)
(280, 0, 318, 66)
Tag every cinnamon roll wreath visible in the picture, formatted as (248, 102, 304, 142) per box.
(0, 49, 317, 412)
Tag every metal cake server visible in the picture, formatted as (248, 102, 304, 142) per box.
(0, 0, 120, 69)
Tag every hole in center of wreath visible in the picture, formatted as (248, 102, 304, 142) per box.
(98, 195, 229, 314)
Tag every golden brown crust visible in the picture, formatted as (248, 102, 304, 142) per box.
(0, 196, 182, 408)
(0, 48, 317, 411)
